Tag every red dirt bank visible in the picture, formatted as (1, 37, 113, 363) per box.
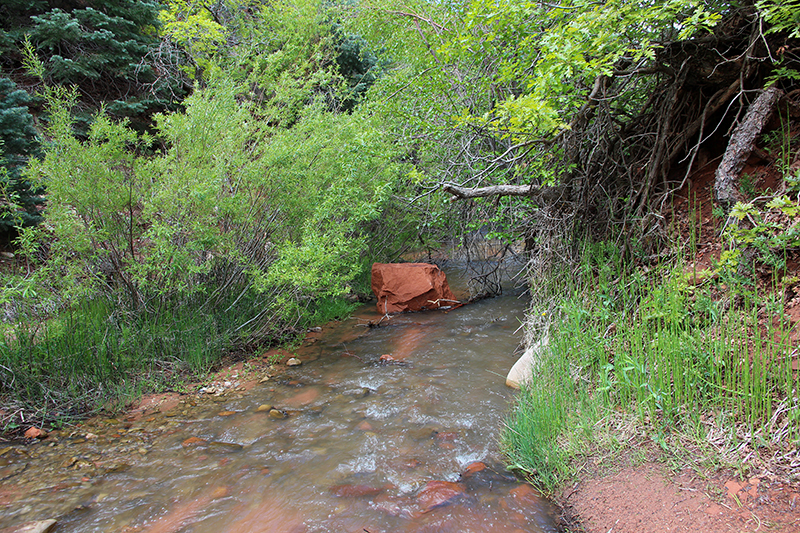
(565, 462, 799, 533)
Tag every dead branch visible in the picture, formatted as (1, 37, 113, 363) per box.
(714, 85, 783, 208)
(442, 183, 564, 202)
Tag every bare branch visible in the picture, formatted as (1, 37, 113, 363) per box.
(442, 182, 563, 202)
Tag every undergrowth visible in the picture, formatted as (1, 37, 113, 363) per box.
(0, 286, 360, 433)
(502, 241, 800, 494)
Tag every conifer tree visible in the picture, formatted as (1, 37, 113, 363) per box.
(0, 77, 42, 232)
(0, 0, 188, 126)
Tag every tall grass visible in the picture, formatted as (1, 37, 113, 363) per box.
(1, 278, 301, 428)
(502, 242, 799, 493)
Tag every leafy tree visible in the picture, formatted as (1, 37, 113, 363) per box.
(344, 0, 794, 258)
(0, 77, 42, 233)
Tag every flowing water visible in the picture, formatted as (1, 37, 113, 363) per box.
(0, 269, 558, 532)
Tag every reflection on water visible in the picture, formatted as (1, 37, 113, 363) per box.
(0, 269, 558, 532)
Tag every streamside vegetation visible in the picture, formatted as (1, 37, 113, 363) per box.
(503, 239, 800, 492)
(0, 0, 798, 499)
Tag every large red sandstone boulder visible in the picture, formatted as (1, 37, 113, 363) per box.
(371, 263, 457, 314)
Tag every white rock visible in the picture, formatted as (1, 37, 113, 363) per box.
(506, 336, 549, 389)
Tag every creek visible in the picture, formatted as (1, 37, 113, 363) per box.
(0, 267, 558, 532)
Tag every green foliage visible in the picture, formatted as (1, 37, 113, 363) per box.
(335, 29, 382, 111)
(158, 0, 228, 78)
(722, 117, 800, 272)
(259, 105, 404, 316)
(0, 77, 42, 232)
(0, 288, 271, 418)
(758, 0, 800, 38)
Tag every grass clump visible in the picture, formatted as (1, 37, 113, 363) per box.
(502, 242, 800, 494)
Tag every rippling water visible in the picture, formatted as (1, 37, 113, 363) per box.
(0, 267, 558, 532)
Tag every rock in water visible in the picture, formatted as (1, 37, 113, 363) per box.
(23, 427, 47, 439)
(371, 263, 457, 314)
(0, 519, 58, 533)
(416, 480, 472, 512)
(506, 335, 549, 389)
(269, 409, 287, 419)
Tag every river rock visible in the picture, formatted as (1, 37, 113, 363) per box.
(208, 441, 244, 452)
(256, 404, 273, 412)
(416, 480, 471, 513)
(501, 483, 546, 510)
(371, 263, 457, 314)
(461, 462, 517, 490)
(24, 427, 47, 439)
(0, 519, 57, 533)
(506, 335, 549, 389)
(181, 437, 207, 447)
(286, 357, 302, 366)
(329, 484, 386, 498)
(269, 409, 287, 419)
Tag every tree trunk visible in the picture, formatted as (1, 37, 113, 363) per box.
(714, 85, 782, 209)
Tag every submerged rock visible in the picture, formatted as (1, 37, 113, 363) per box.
(416, 480, 472, 513)
(208, 442, 244, 452)
(329, 484, 386, 498)
(0, 519, 57, 533)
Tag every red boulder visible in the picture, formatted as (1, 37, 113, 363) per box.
(371, 263, 457, 314)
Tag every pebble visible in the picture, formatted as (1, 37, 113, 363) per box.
(286, 358, 302, 366)
(24, 427, 48, 439)
(256, 404, 273, 412)
(217, 411, 236, 417)
(269, 409, 287, 420)
(181, 437, 207, 447)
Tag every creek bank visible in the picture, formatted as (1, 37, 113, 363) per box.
(558, 453, 800, 533)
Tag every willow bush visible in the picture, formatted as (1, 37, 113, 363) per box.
(0, 74, 407, 424)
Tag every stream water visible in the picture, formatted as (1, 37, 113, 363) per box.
(0, 268, 558, 532)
